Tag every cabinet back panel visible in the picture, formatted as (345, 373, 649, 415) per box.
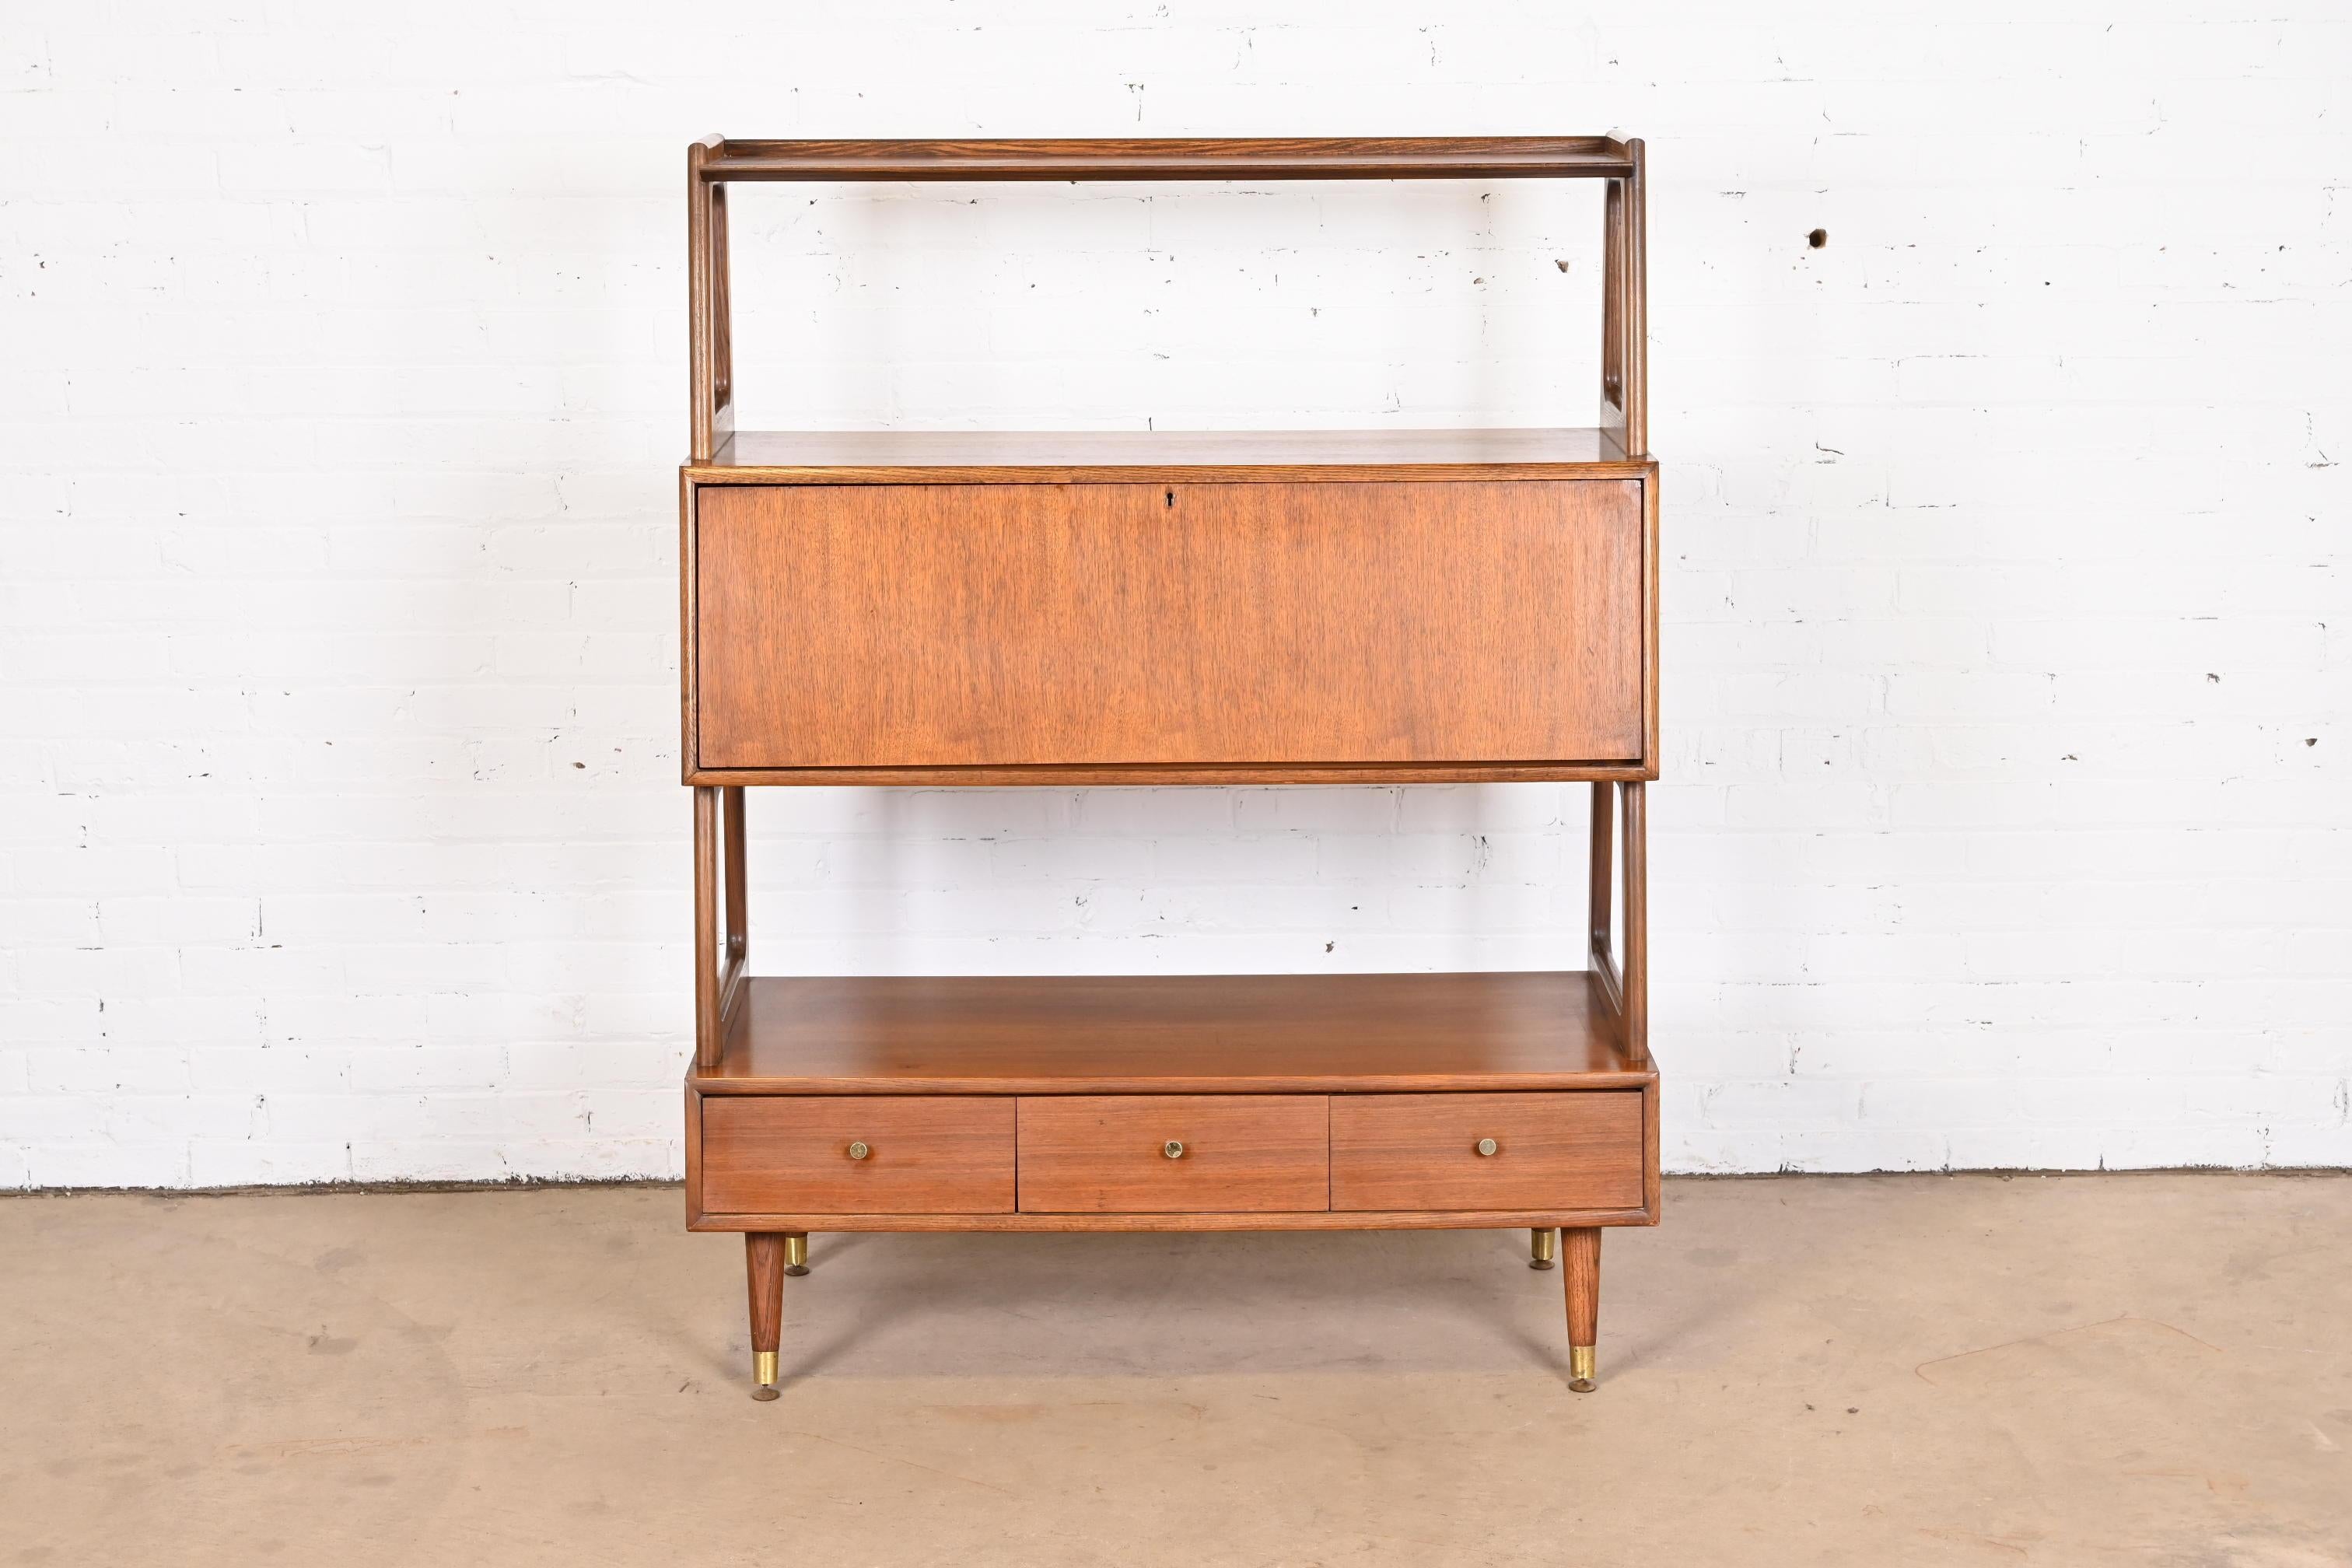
(695, 479, 1643, 769)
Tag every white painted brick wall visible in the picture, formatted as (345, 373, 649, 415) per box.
(2, 2, 2347, 1186)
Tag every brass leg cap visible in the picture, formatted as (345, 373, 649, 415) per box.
(1530, 1228, 1556, 1269)
(784, 1237, 809, 1276)
(1569, 1346, 1597, 1394)
(752, 1349, 779, 1400)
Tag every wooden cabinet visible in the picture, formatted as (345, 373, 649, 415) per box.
(693, 479, 1644, 770)
(677, 136, 1659, 1402)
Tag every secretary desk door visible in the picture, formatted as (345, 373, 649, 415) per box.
(692, 479, 1643, 770)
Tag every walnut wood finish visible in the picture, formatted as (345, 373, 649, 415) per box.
(1016, 1095, 1330, 1213)
(685, 137, 733, 462)
(745, 1232, 783, 1350)
(696, 136, 1638, 183)
(1622, 782, 1650, 1062)
(1598, 141, 1647, 457)
(700, 1096, 1015, 1216)
(694, 972, 1650, 1094)
(694, 480, 1642, 772)
(690, 1206, 1650, 1234)
(1328, 1092, 1644, 1212)
(1563, 1226, 1601, 1384)
(683, 133, 1660, 1390)
(689, 786, 747, 1071)
(1587, 781, 1649, 1066)
(694, 760, 1655, 788)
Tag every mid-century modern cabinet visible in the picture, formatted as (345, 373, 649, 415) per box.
(677, 137, 1658, 1399)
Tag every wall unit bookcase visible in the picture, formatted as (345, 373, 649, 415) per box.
(677, 137, 1657, 1399)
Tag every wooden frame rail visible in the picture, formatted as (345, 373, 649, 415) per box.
(693, 784, 748, 1070)
(1587, 780, 1648, 1066)
(684, 134, 1647, 461)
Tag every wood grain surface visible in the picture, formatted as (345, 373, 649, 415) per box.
(1017, 1095, 1331, 1213)
(692, 973, 1650, 1094)
(744, 1233, 784, 1354)
(696, 136, 1636, 183)
(700, 1095, 1014, 1215)
(1328, 1091, 1644, 1212)
(694, 479, 1642, 770)
(1563, 1226, 1601, 1347)
(688, 1206, 1651, 1234)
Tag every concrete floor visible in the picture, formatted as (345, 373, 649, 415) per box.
(3, 1176, 2347, 1566)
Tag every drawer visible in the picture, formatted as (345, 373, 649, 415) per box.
(700, 1096, 1014, 1214)
(693, 479, 1643, 770)
(1328, 1092, 1643, 1212)
(1017, 1095, 1329, 1213)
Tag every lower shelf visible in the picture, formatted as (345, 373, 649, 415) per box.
(692, 970, 1650, 1094)
(685, 971, 1659, 1233)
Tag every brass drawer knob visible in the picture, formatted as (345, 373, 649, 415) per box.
(1475, 1137, 1499, 1157)
(846, 1141, 870, 1160)
(1164, 1140, 1185, 1160)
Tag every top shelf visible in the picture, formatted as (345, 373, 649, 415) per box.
(697, 136, 1638, 184)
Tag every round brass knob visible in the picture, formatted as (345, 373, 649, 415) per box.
(846, 1141, 870, 1160)
(1475, 1137, 1499, 1157)
(1163, 1140, 1185, 1160)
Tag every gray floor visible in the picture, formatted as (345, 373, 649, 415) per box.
(5, 1174, 2347, 1565)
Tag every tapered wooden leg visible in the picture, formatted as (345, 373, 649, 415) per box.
(783, 1233, 809, 1276)
(746, 1233, 784, 1401)
(1563, 1227, 1601, 1392)
(1529, 1227, 1556, 1270)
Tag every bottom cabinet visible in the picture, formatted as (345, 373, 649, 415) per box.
(1328, 1092, 1645, 1212)
(1017, 1095, 1330, 1213)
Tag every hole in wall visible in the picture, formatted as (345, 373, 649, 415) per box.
(1808, 228, 1829, 250)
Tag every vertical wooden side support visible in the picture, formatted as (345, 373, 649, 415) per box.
(1599, 173, 1625, 444)
(1587, 781, 1615, 964)
(1621, 779, 1647, 1064)
(694, 784, 748, 1074)
(745, 1233, 785, 1399)
(723, 784, 747, 968)
(1597, 138, 1648, 460)
(1621, 138, 1647, 460)
(687, 135, 735, 462)
(1563, 1227, 1601, 1391)
(693, 785, 723, 1069)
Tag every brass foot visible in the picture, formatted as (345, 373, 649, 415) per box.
(783, 1235, 809, 1277)
(1529, 1227, 1556, 1270)
(1568, 1346, 1597, 1394)
(751, 1349, 779, 1401)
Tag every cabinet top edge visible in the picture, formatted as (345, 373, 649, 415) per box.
(685, 428, 1657, 483)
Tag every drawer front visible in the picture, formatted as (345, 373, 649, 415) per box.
(700, 1096, 1014, 1215)
(1017, 1095, 1330, 1213)
(1329, 1092, 1644, 1212)
(694, 479, 1643, 769)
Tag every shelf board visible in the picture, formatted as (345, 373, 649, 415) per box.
(691, 427, 1643, 485)
(693, 972, 1649, 1095)
(698, 137, 1636, 184)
